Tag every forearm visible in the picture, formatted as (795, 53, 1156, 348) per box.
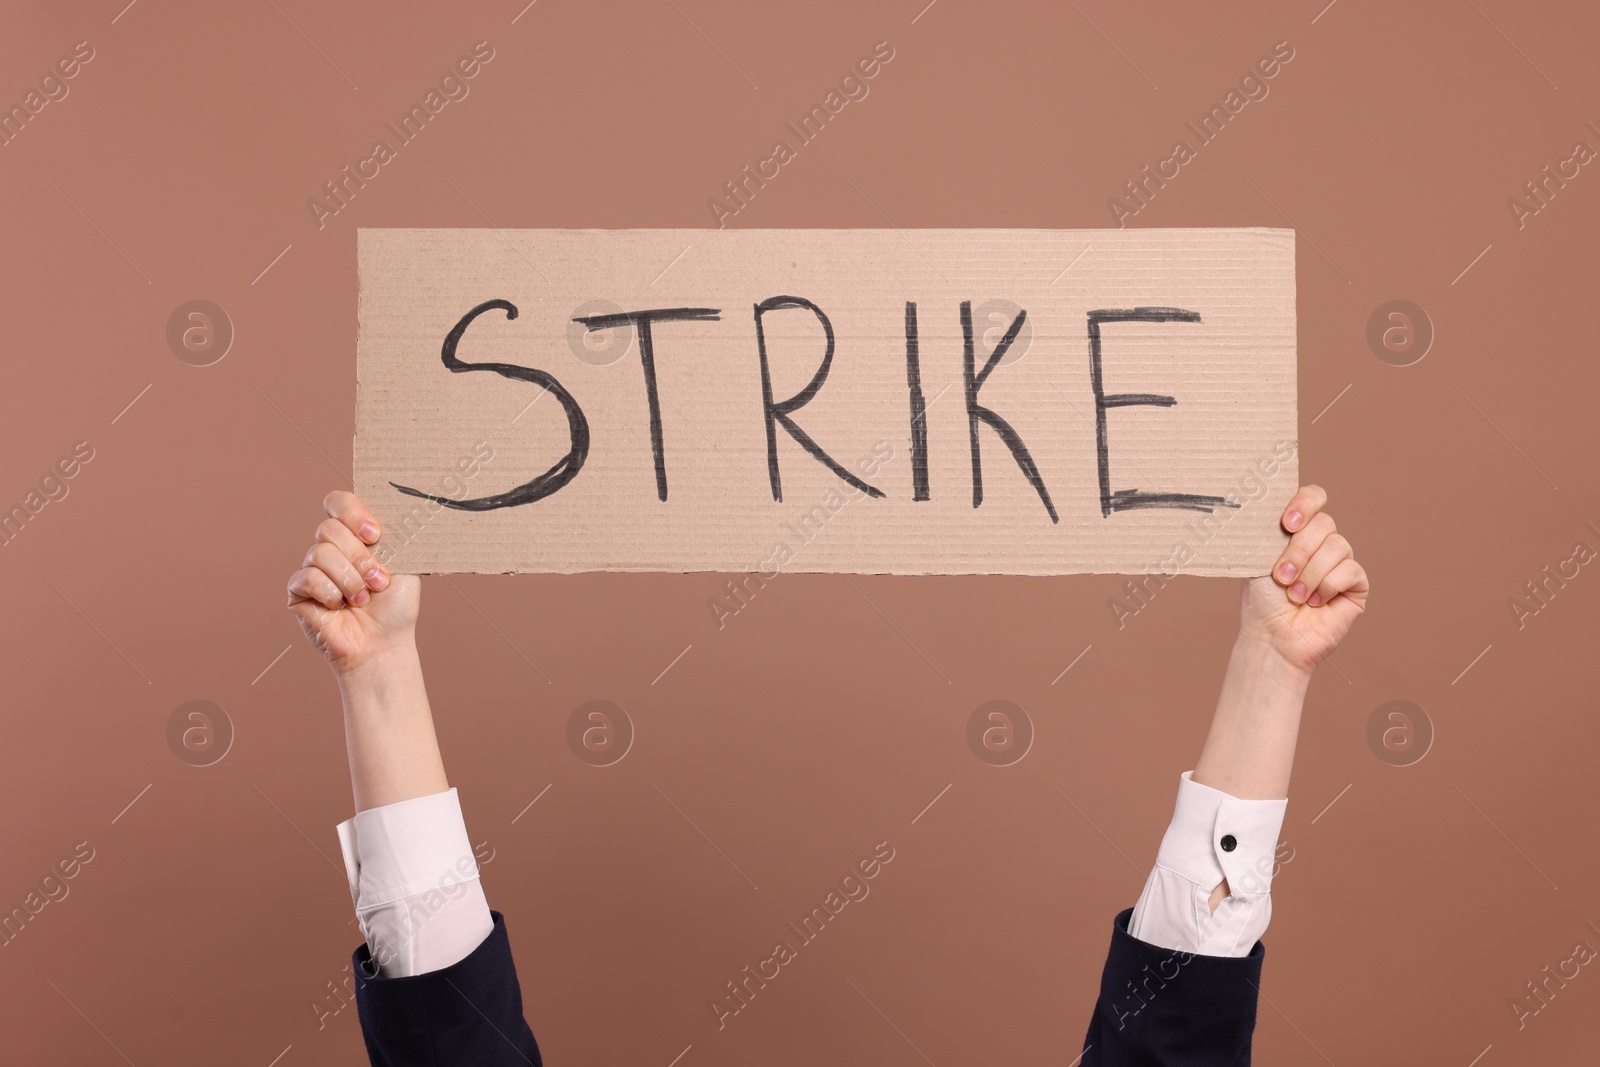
(337, 642, 449, 813)
(1191, 636, 1311, 802)
(1095, 487, 1364, 1058)
(333, 644, 494, 980)
(292, 494, 495, 985)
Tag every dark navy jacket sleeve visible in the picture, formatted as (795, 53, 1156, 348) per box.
(353, 911, 541, 1067)
(1080, 908, 1263, 1066)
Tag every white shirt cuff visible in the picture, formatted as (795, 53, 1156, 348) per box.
(1155, 770, 1287, 901)
(335, 787, 494, 978)
(1127, 771, 1288, 957)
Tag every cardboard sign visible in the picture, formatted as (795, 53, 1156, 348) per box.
(354, 228, 1296, 576)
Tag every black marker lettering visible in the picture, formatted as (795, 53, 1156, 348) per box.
(572, 307, 721, 501)
(1087, 307, 1241, 517)
(962, 301, 1057, 522)
(390, 299, 589, 510)
(904, 301, 930, 501)
(755, 296, 885, 502)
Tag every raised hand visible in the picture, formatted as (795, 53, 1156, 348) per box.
(287, 490, 419, 673)
(1238, 484, 1369, 676)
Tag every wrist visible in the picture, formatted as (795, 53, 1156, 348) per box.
(335, 640, 423, 705)
(1230, 632, 1314, 695)
(333, 637, 447, 813)
(1193, 635, 1312, 800)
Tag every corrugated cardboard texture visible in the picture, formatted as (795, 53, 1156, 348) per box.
(355, 228, 1296, 575)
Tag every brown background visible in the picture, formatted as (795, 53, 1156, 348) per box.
(1, 1, 1596, 1064)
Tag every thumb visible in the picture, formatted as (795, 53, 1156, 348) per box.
(289, 599, 333, 639)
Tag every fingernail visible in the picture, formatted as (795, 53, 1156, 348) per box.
(351, 587, 369, 606)
(1278, 561, 1297, 582)
(365, 565, 388, 590)
(1308, 591, 1324, 607)
(1285, 510, 1303, 532)
(1289, 582, 1307, 602)
(360, 522, 379, 543)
